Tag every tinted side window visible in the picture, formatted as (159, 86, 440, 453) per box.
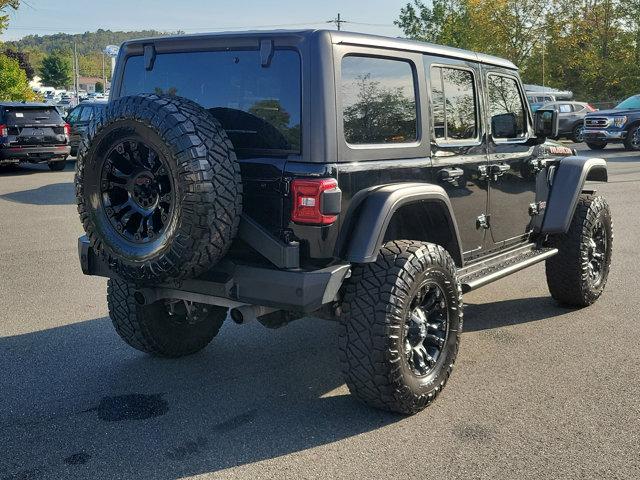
(121, 50, 301, 155)
(341, 56, 417, 145)
(67, 107, 81, 123)
(487, 75, 526, 139)
(430, 66, 477, 141)
(79, 107, 93, 121)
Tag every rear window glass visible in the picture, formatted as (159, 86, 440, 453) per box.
(4, 107, 63, 124)
(121, 50, 301, 156)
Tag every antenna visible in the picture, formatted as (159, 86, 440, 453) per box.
(327, 13, 348, 31)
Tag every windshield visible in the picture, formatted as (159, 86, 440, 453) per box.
(4, 107, 63, 125)
(616, 95, 640, 110)
(121, 49, 301, 156)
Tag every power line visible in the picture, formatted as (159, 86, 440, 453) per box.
(4, 20, 330, 33)
(327, 13, 348, 31)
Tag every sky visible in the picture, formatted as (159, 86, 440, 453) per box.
(1, 0, 407, 41)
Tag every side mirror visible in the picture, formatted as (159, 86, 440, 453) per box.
(491, 113, 518, 138)
(534, 108, 559, 139)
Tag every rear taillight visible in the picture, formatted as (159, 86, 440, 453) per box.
(587, 104, 597, 112)
(290, 178, 341, 225)
(64, 123, 71, 138)
(0, 124, 7, 137)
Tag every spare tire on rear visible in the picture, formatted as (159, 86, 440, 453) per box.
(75, 94, 242, 283)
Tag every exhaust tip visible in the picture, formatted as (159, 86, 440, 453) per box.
(230, 308, 244, 324)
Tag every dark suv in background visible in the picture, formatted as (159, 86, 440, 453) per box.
(583, 94, 640, 151)
(66, 100, 108, 156)
(0, 102, 70, 171)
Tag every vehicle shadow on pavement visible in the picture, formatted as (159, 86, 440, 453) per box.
(0, 162, 74, 176)
(0, 182, 75, 206)
(0, 316, 402, 479)
(463, 296, 567, 332)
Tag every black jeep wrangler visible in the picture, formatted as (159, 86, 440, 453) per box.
(76, 30, 612, 415)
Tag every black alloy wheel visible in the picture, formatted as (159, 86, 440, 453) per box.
(624, 125, 640, 151)
(572, 124, 585, 143)
(100, 138, 174, 244)
(586, 219, 608, 289)
(404, 281, 449, 377)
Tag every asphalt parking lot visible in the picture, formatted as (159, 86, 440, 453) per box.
(0, 145, 639, 480)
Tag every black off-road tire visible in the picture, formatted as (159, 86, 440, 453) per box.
(623, 124, 640, 151)
(586, 141, 607, 150)
(339, 240, 463, 415)
(76, 94, 242, 283)
(48, 159, 66, 171)
(545, 194, 613, 307)
(107, 278, 226, 357)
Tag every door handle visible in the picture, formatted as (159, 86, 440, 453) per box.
(490, 163, 510, 177)
(477, 164, 489, 180)
(478, 163, 509, 181)
(438, 167, 464, 184)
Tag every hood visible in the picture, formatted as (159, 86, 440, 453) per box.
(587, 108, 639, 116)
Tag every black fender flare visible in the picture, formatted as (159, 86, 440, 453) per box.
(336, 183, 463, 266)
(541, 156, 608, 234)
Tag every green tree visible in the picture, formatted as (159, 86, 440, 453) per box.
(0, 53, 36, 101)
(395, 0, 472, 48)
(95, 81, 104, 93)
(40, 52, 72, 88)
(396, 0, 640, 102)
(0, 0, 19, 34)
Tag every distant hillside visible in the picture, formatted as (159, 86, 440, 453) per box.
(3, 29, 182, 81)
(5, 29, 179, 55)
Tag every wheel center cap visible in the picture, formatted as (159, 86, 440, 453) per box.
(131, 172, 158, 209)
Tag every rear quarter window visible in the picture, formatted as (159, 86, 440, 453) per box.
(120, 49, 301, 156)
(340, 55, 417, 145)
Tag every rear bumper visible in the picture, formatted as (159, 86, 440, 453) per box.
(0, 145, 70, 162)
(78, 236, 351, 313)
(583, 129, 626, 142)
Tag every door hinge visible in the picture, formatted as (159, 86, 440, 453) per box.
(476, 214, 490, 230)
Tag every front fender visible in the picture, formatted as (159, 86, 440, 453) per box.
(541, 156, 608, 234)
(337, 183, 463, 266)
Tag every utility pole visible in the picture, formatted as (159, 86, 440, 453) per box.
(73, 42, 79, 99)
(327, 13, 347, 31)
(541, 36, 545, 96)
(102, 51, 106, 94)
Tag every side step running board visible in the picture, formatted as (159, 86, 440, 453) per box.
(459, 245, 558, 293)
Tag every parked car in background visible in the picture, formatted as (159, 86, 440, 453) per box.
(583, 94, 640, 151)
(528, 94, 556, 104)
(541, 101, 596, 142)
(528, 94, 557, 112)
(66, 100, 107, 156)
(56, 98, 74, 114)
(0, 102, 70, 170)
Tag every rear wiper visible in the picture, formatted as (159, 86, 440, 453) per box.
(34, 116, 49, 120)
